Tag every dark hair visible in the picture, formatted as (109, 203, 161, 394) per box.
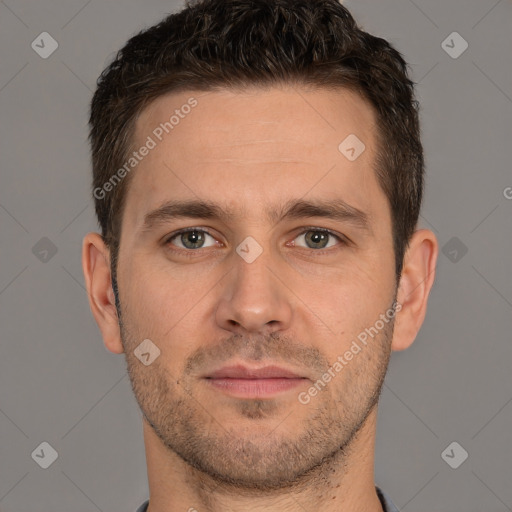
(89, 0, 423, 287)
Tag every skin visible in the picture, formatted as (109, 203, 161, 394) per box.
(82, 85, 438, 512)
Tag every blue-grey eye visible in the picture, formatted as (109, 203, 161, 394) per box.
(169, 229, 216, 249)
(295, 230, 340, 249)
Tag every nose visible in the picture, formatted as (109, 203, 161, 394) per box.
(215, 247, 293, 336)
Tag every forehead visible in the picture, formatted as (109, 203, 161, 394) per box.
(135, 85, 376, 157)
(123, 85, 383, 230)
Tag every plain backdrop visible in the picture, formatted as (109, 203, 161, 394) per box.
(0, 0, 511, 511)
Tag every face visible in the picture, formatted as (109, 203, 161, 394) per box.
(114, 86, 398, 488)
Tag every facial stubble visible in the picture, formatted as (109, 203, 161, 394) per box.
(114, 278, 395, 493)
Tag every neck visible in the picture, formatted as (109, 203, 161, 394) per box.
(143, 406, 384, 512)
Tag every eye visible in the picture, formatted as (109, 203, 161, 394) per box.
(166, 228, 218, 250)
(293, 228, 345, 250)
(163, 227, 347, 254)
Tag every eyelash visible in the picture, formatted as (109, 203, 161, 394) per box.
(163, 226, 348, 257)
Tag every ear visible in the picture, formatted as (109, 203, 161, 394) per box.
(81, 232, 124, 354)
(392, 229, 438, 351)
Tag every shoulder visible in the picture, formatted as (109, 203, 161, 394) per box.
(135, 499, 149, 512)
(376, 486, 399, 512)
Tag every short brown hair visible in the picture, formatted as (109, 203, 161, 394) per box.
(89, 0, 423, 283)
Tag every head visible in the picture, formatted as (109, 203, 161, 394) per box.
(83, 0, 437, 490)
(91, 0, 424, 286)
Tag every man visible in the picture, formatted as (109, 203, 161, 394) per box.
(82, 0, 438, 510)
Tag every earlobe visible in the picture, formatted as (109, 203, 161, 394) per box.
(392, 229, 438, 352)
(81, 233, 124, 354)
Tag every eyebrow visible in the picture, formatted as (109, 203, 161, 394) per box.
(141, 198, 371, 233)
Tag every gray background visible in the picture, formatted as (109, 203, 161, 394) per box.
(0, 0, 511, 510)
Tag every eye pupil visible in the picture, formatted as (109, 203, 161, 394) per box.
(305, 231, 329, 249)
(182, 230, 205, 249)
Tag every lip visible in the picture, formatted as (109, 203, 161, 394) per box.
(205, 364, 303, 379)
(203, 364, 308, 399)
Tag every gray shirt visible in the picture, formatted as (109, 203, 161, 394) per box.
(135, 486, 399, 512)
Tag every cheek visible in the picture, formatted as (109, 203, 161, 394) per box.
(310, 278, 395, 367)
(314, 261, 392, 326)
(120, 260, 207, 352)
(122, 251, 182, 307)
